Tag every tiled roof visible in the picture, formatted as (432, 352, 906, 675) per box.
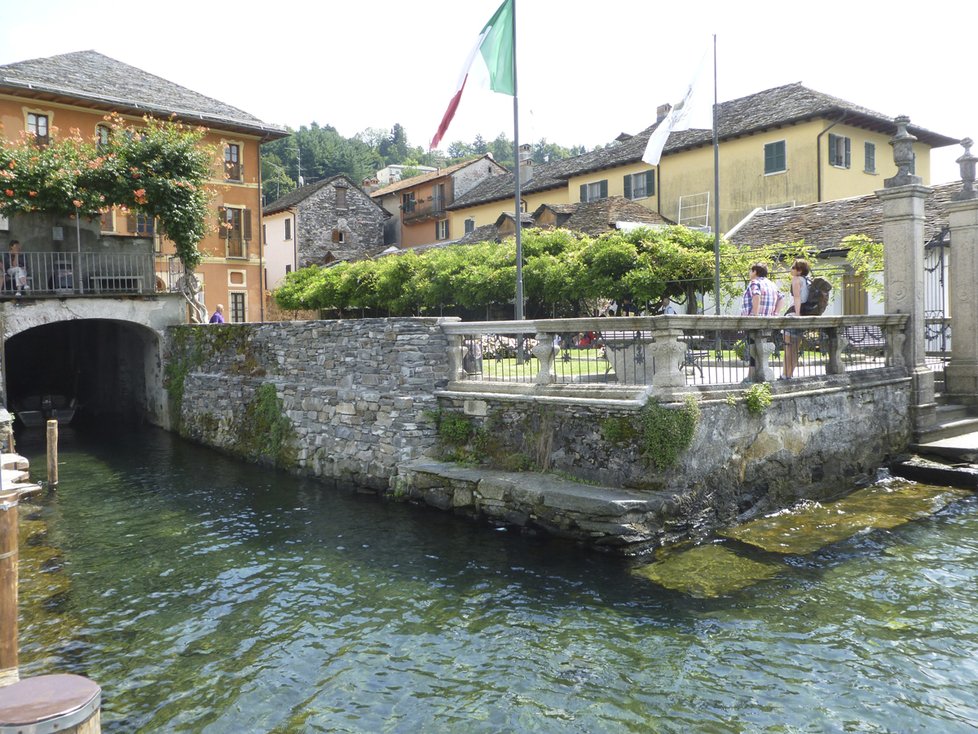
(263, 175, 388, 217)
(449, 82, 959, 210)
(369, 155, 500, 198)
(727, 181, 964, 252)
(0, 50, 286, 139)
(561, 197, 672, 235)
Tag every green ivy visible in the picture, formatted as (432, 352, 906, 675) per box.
(641, 395, 701, 469)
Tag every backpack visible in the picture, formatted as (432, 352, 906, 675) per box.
(799, 276, 832, 315)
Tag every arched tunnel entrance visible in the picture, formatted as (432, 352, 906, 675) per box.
(3, 319, 164, 426)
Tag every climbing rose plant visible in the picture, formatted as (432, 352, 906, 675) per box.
(0, 115, 214, 269)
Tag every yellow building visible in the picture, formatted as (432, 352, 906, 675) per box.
(448, 83, 958, 236)
(0, 51, 287, 321)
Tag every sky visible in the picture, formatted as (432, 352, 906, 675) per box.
(0, 0, 972, 184)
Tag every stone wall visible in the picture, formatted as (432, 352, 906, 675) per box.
(167, 318, 452, 488)
(433, 370, 912, 533)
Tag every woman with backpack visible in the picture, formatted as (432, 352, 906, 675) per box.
(781, 258, 811, 379)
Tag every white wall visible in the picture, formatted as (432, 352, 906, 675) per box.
(264, 210, 296, 290)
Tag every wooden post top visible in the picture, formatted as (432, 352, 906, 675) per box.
(0, 674, 100, 731)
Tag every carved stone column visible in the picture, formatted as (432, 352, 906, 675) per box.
(649, 327, 686, 396)
(876, 116, 936, 434)
(750, 330, 776, 382)
(944, 139, 978, 403)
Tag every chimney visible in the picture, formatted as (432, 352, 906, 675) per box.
(518, 143, 533, 185)
(657, 103, 672, 123)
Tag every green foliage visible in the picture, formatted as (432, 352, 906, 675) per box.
(640, 395, 701, 469)
(239, 383, 298, 468)
(0, 114, 213, 269)
(844, 234, 884, 298)
(744, 383, 773, 415)
(600, 416, 639, 445)
(437, 412, 473, 446)
(274, 225, 747, 317)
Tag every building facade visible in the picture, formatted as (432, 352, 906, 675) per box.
(0, 50, 287, 322)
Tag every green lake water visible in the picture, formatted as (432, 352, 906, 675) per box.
(14, 426, 978, 733)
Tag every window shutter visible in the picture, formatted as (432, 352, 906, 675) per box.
(844, 137, 851, 168)
(580, 184, 587, 203)
(828, 133, 837, 164)
(332, 229, 341, 243)
(646, 170, 655, 196)
(218, 206, 229, 239)
(243, 209, 252, 241)
(623, 175, 632, 199)
(599, 180, 608, 199)
(127, 214, 137, 233)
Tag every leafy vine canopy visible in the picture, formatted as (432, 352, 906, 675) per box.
(0, 114, 215, 269)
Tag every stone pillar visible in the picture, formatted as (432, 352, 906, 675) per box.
(876, 116, 936, 434)
(944, 139, 978, 403)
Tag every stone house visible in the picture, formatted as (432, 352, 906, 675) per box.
(446, 83, 958, 237)
(0, 50, 287, 322)
(263, 175, 389, 288)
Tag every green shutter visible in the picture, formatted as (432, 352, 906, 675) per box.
(646, 170, 655, 196)
(845, 137, 851, 168)
(599, 180, 608, 199)
(580, 184, 587, 202)
(623, 175, 632, 199)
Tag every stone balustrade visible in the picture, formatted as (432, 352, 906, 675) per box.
(441, 313, 910, 397)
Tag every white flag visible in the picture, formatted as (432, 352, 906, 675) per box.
(642, 51, 711, 166)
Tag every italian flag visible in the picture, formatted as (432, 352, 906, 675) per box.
(430, 0, 515, 150)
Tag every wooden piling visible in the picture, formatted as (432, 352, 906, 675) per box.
(47, 419, 58, 488)
(0, 490, 20, 686)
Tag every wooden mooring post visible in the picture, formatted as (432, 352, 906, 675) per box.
(47, 419, 58, 489)
(0, 477, 101, 732)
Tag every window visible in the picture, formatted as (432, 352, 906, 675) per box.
(96, 124, 110, 152)
(436, 219, 449, 240)
(764, 140, 786, 174)
(335, 186, 347, 208)
(331, 229, 345, 244)
(229, 292, 246, 323)
(864, 142, 876, 173)
(220, 207, 252, 258)
(27, 113, 49, 146)
(127, 213, 155, 236)
(284, 218, 292, 240)
(624, 171, 655, 200)
(285, 264, 292, 274)
(402, 192, 416, 213)
(579, 179, 608, 203)
(224, 143, 241, 181)
(464, 218, 475, 234)
(828, 134, 851, 168)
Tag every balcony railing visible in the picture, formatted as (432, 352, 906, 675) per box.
(441, 314, 911, 396)
(0, 251, 156, 298)
(402, 196, 452, 223)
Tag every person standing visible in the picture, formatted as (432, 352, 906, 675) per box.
(209, 304, 225, 323)
(782, 259, 811, 379)
(740, 263, 782, 316)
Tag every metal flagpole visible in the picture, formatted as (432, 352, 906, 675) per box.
(512, 0, 524, 320)
(712, 34, 721, 314)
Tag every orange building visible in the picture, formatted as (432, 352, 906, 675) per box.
(0, 51, 287, 321)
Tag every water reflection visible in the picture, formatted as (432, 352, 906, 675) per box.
(14, 426, 978, 733)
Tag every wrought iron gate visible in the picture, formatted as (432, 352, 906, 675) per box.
(923, 226, 951, 367)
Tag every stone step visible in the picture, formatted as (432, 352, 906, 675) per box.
(935, 403, 975, 423)
(915, 416, 978, 444)
(891, 455, 978, 489)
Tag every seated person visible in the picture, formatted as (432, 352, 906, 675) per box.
(4, 241, 29, 293)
